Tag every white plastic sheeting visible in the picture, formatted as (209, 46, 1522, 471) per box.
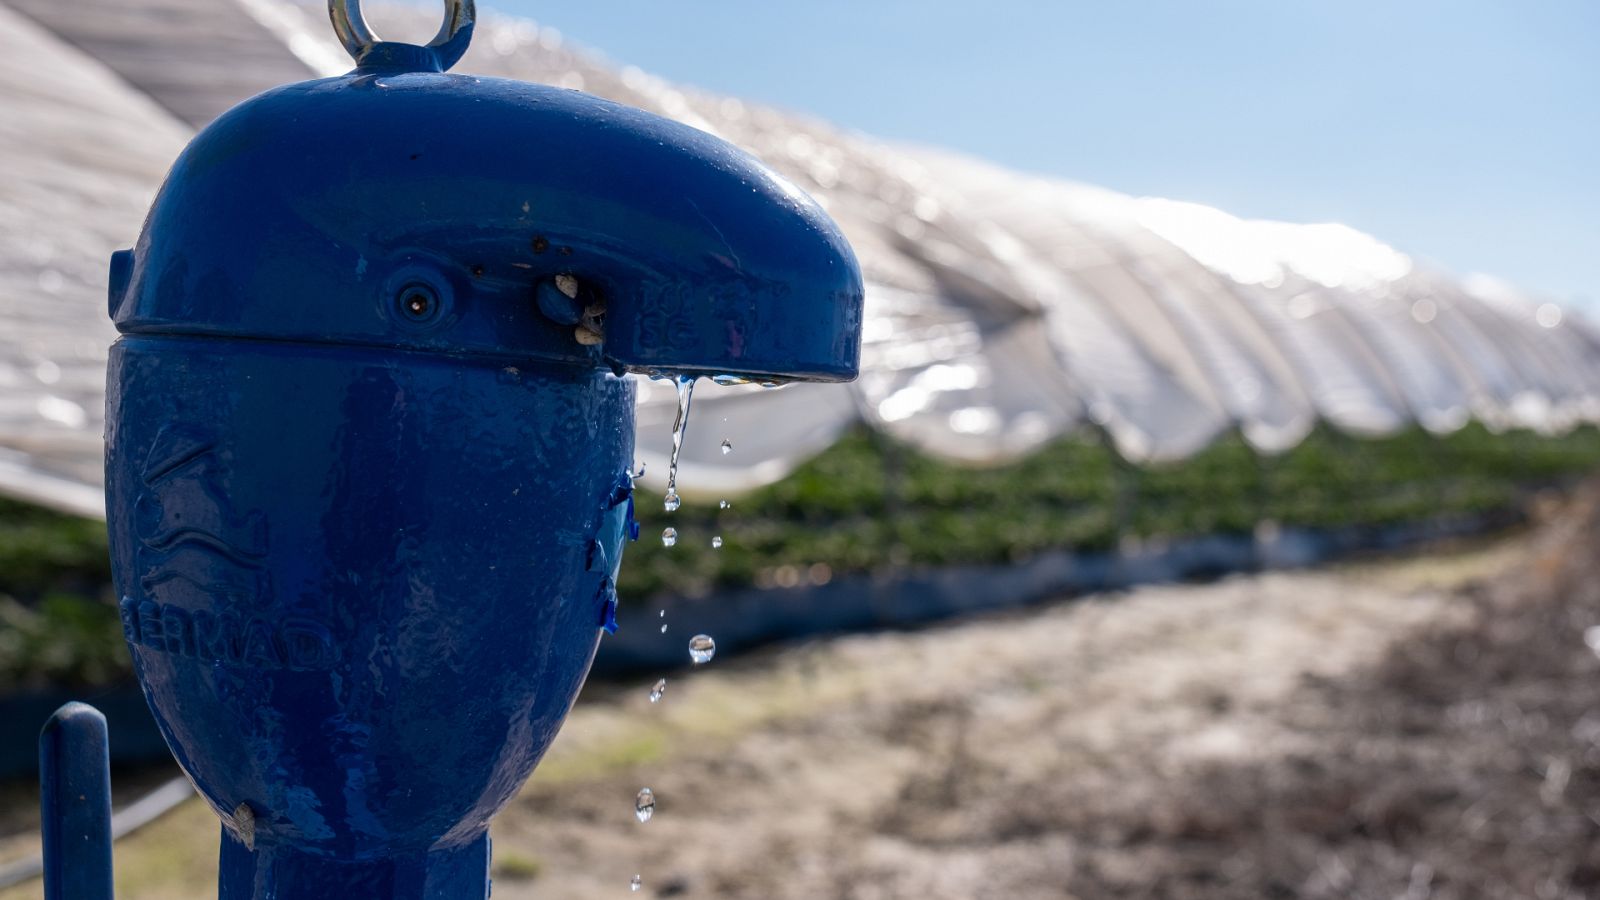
(0, 3, 194, 517)
(0, 0, 1595, 514)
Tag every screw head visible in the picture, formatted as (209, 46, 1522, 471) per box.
(396, 283, 442, 324)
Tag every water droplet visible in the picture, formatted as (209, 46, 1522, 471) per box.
(649, 678, 666, 702)
(660, 623, 668, 634)
(634, 461, 646, 478)
(719, 499, 731, 509)
(711, 535, 723, 549)
(720, 439, 732, 455)
(665, 376, 695, 505)
(631, 874, 642, 892)
(688, 634, 716, 665)
(635, 788, 655, 822)
(661, 527, 677, 547)
(663, 489, 681, 513)
(659, 609, 666, 618)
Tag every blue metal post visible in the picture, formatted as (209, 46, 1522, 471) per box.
(39, 702, 114, 900)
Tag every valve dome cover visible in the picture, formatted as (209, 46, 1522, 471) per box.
(112, 62, 864, 382)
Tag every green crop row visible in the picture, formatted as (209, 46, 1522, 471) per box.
(617, 423, 1600, 600)
(0, 494, 116, 687)
(2, 423, 1597, 688)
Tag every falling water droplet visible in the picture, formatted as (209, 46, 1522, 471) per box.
(688, 634, 716, 665)
(660, 623, 668, 634)
(663, 489, 681, 513)
(665, 375, 695, 505)
(649, 678, 666, 702)
(661, 527, 677, 547)
(711, 535, 723, 549)
(631, 874, 642, 892)
(719, 499, 731, 510)
(659, 609, 666, 618)
(720, 439, 733, 455)
(635, 788, 656, 822)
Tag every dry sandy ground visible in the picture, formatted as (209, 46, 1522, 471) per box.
(3, 488, 1597, 899)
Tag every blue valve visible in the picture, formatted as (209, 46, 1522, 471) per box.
(89, 1, 864, 897)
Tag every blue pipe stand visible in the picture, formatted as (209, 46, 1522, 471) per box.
(39, 703, 114, 900)
(78, 0, 862, 897)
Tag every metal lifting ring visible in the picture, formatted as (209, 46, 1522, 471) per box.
(329, 0, 476, 70)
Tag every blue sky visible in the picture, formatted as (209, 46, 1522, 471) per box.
(490, 1, 1597, 306)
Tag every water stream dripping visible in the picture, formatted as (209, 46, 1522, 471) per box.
(664, 375, 696, 513)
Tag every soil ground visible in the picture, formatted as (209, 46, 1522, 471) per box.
(2, 486, 1597, 899)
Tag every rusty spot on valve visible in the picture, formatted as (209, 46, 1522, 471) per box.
(234, 802, 257, 850)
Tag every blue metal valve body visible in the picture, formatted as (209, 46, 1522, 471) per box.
(98, 14, 863, 899)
